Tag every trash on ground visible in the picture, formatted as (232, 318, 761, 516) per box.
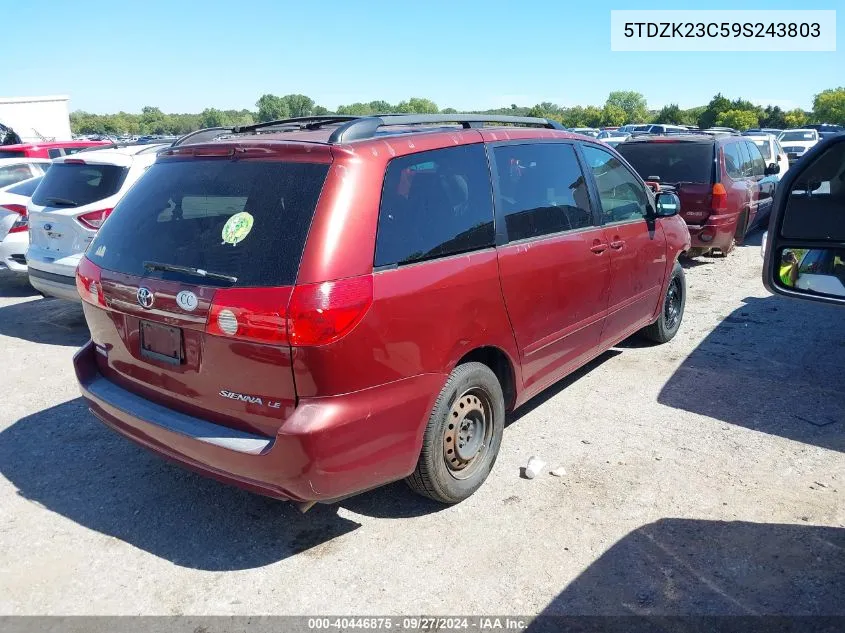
(550, 467, 566, 477)
(524, 456, 545, 479)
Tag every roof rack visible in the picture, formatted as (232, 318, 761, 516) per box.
(173, 114, 565, 147)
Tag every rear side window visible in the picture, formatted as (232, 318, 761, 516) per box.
(0, 151, 25, 159)
(88, 159, 329, 287)
(0, 164, 35, 188)
(492, 143, 593, 241)
(723, 143, 744, 179)
(616, 142, 714, 185)
(6, 175, 43, 196)
(31, 163, 128, 207)
(744, 142, 766, 176)
(752, 139, 772, 160)
(48, 149, 64, 159)
(375, 144, 494, 267)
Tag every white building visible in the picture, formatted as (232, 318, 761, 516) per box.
(0, 95, 72, 143)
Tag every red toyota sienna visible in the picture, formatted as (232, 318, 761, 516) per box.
(73, 115, 690, 506)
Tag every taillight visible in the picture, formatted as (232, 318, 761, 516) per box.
(76, 208, 113, 230)
(711, 183, 728, 212)
(76, 256, 106, 306)
(204, 275, 374, 347)
(206, 287, 294, 345)
(2, 204, 28, 233)
(288, 275, 374, 346)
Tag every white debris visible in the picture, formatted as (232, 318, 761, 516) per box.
(550, 467, 567, 477)
(525, 456, 546, 479)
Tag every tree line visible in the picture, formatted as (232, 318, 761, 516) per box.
(70, 88, 845, 135)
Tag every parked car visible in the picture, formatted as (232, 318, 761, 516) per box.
(71, 114, 690, 507)
(0, 140, 110, 160)
(618, 124, 647, 133)
(742, 128, 782, 137)
(745, 134, 789, 180)
(777, 129, 820, 165)
(596, 130, 629, 140)
(616, 134, 778, 257)
(26, 144, 168, 300)
(627, 124, 687, 136)
(0, 175, 43, 273)
(570, 127, 600, 138)
(0, 157, 50, 188)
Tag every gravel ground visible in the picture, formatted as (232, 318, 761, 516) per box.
(0, 233, 843, 617)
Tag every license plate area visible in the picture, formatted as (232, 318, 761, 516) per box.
(140, 320, 183, 365)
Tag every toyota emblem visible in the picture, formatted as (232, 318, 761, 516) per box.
(136, 287, 154, 309)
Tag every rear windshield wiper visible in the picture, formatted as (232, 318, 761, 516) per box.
(143, 261, 238, 283)
(44, 196, 78, 207)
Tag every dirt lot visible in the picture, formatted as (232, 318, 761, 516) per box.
(0, 232, 843, 616)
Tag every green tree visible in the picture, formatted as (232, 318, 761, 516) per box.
(441, 107, 458, 114)
(784, 108, 808, 128)
(283, 94, 315, 118)
(653, 103, 683, 125)
(140, 106, 168, 134)
(583, 105, 603, 128)
(698, 93, 732, 129)
(312, 105, 331, 116)
(255, 94, 290, 122)
(368, 100, 393, 113)
(605, 91, 648, 123)
(715, 109, 759, 130)
(337, 102, 374, 115)
(759, 105, 786, 129)
(396, 97, 439, 114)
(199, 108, 232, 128)
(812, 87, 845, 125)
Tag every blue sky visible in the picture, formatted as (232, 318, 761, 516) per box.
(3, 0, 842, 113)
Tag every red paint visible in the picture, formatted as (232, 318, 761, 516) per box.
(0, 140, 110, 159)
(74, 124, 689, 502)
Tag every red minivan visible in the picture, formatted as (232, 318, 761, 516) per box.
(0, 140, 110, 159)
(73, 115, 690, 506)
(617, 135, 778, 256)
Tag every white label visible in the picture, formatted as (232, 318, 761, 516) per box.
(176, 290, 199, 312)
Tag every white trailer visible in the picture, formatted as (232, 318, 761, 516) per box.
(0, 95, 72, 143)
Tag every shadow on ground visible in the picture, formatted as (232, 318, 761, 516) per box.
(0, 295, 89, 346)
(0, 273, 40, 298)
(0, 398, 360, 571)
(525, 518, 845, 631)
(658, 294, 845, 452)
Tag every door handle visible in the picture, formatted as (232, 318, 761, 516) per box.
(610, 239, 625, 250)
(590, 241, 608, 254)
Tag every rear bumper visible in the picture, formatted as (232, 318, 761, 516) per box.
(28, 266, 80, 301)
(74, 341, 445, 502)
(686, 211, 739, 252)
(0, 231, 28, 273)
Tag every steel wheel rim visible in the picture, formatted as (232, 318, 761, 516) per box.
(443, 388, 493, 480)
(664, 277, 682, 330)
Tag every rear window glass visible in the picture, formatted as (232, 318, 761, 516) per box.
(0, 150, 26, 159)
(88, 159, 329, 287)
(6, 175, 43, 196)
(752, 139, 772, 159)
(617, 142, 714, 185)
(31, 163, 128, 207)
(780, 131, 816, 142)
(375, 144, 494, 267)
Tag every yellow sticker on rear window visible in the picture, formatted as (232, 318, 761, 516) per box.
(221, 211, 254, 246)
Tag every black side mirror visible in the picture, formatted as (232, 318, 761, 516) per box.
(765, 162, 780, 176)
(762, 134, 845, 306)
(655, 191, 680, 217)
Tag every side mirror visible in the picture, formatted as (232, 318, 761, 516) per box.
(765, 162, 780, 176)
(655, 191, 680, 217)
(762, 134, 845, 306)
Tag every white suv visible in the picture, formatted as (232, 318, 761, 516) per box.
(26, 144, 167, 300)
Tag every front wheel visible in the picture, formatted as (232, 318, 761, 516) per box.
(641, 261, 686, 344)
(406, 362, 505, 503)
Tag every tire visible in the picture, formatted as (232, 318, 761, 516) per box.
(641, 261, 686, 344)
(683, 247, 709, 259)
(406, 362, 505, 503)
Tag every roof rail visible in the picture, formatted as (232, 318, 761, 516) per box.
(173, 114, 566, 147)
(327, 114, 566, 143)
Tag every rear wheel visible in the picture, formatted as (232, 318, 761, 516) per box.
(406, 362, 505, 503)
(641, 261, 685, 344)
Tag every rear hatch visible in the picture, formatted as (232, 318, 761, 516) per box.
(79, 149, 331, 436)
(616, 140, 715, 225)
(27, 159, 129, 268)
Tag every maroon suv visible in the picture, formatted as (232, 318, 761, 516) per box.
(73, 114, 690, 505)
(616, 135, 778, 256)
